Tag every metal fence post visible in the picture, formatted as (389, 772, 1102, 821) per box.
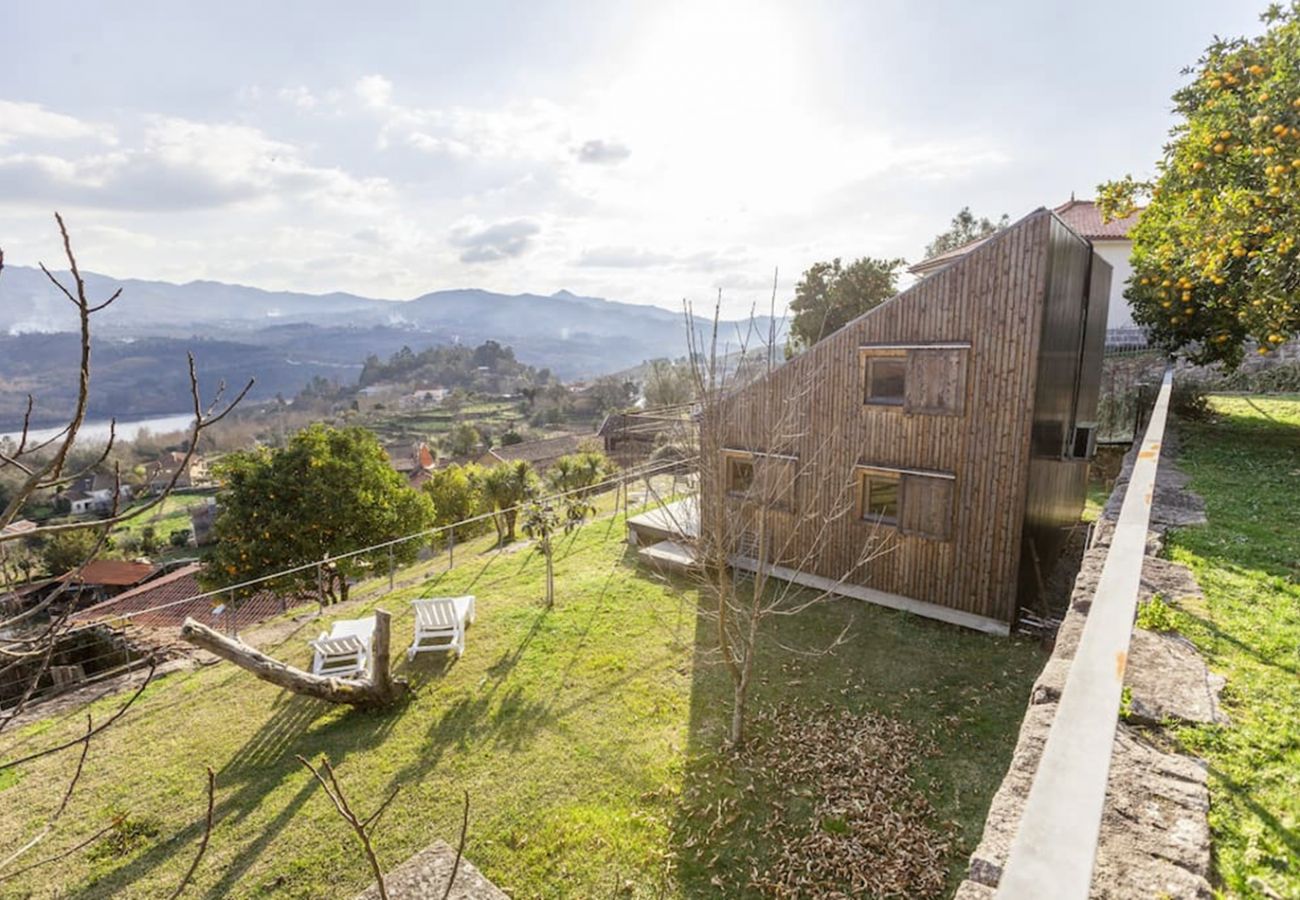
(448, 529, 455, 570)
(388, 545, 395, 592)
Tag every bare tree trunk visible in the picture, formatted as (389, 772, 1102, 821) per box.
(544, 542, 554, 608)
(180, 609, 408, 708)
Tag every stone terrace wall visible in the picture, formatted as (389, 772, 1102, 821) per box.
(955, 433, 1222, 899)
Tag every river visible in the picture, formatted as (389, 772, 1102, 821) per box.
(0, 412, 197, 446)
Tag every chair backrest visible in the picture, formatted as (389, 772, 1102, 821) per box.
(329, 616, 376, 642)
(312, 635, 365, 658)
(414, 598, 457, 629)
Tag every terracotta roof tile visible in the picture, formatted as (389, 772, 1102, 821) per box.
(70, 563, 285, 629)
(64, 559, 156, 587)
(1051, 198, 1142, 240)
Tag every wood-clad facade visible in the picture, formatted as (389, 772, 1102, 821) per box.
(705, 209, 1110, 633)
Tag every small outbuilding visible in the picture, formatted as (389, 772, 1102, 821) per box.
(701, 208, 1109, 634)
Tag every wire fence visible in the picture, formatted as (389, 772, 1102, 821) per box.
(1, 455, 699, 711)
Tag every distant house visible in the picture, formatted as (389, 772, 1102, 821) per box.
(146, 451, 211, 491)
(398, 387, 448, 409)
(62, 559, 158, 606)
(385, 441, 436, 487)
(704, 208, 1109, 635)
(59, 474, 121, 515)
(910, 198, 1143, 349)
(71, 562, 284, 631)
(477, 434, 590, 472)
(597, 411, 684, 468)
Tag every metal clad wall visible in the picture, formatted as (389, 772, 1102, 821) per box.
(1018, 218, 1105, 607)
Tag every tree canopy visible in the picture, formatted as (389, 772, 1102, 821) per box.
(1099, 4, 1300, 368)
(924, 207, 1009, 259)
(204, 424, 434, 604)
(787, 256, 905, 352)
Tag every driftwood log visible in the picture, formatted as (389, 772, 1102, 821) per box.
(180, 608, 408, 708)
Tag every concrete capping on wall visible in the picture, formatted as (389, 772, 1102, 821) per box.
(956, 368, 1222, 899)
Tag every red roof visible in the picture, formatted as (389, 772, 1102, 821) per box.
(64, 559, 156, 587)
(1052, 198, 1142, 240)
(70, 563, 285, 629)
(909, 199, 1142, 275)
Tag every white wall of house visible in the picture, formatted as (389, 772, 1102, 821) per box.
(1094, 240, 1135, 330)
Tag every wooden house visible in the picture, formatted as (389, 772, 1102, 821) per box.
(702, 208, 1109, 634)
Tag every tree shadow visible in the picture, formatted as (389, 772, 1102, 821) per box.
(78, 692, 399, 897)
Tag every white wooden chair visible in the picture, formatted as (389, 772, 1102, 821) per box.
(408, 596, 476, 660)
(309, 615, 376, 678)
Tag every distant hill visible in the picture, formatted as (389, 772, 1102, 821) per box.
(0, 267, 782, 429)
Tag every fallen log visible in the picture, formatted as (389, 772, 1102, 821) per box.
(180, 608, 408, 708)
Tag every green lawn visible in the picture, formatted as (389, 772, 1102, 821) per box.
(1162, 395, 1300, 898)
(1, 512, 1041, 898)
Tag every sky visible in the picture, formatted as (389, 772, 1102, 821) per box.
(0, 0, 1269, 318)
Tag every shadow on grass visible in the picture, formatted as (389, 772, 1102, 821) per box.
(1174, 606, 1299, 678)
(1206, 762, 1300, 860)
(79, 693, 399, 898)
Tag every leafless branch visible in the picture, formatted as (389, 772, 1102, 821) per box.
(167, 767, 216, 899)
(296, 754, 393, 900)
(0, 714, 92, 874)
(440, 790, 470, 900)
(0, 658, 156, 769)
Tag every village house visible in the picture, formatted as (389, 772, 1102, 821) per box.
(909, 198, 1143, 350)
(61, 559, 158, 607)
(385, 440, 436, 487)
(699, 208, 1109, 635)
(477, 433, 590, 472)
(146, 451, 211, 491)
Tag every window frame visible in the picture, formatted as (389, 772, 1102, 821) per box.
(858, 342, 971, 416)
(854, 463, 956, 540)
(722, 448, 799, 511)
(856, 467, 902, 526)
(723, 451, 756, 497)
(861, 349, 908, 408)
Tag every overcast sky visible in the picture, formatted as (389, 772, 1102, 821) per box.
(0, 0, 1267, 317)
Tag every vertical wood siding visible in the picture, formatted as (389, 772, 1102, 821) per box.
(708, 209, 1099, 624)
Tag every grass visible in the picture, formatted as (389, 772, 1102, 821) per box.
(1, 511, 1042, 898)
(1163, 394, 1300, 898)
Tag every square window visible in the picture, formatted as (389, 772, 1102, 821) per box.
(865, 356, 906, 406)
(859, 472, 899, 523)
(726, 456, 755, 494)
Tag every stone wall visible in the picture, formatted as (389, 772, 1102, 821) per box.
(954, 433, 1222, 899)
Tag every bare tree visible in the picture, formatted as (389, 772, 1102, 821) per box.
(651, 287, 894, 747)
(297, 754, 471, 900)
(0, 214, 249, 876)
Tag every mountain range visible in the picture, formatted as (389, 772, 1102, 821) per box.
(0, 266, 779, 429)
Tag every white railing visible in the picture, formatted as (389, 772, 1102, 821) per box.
(996, 368, 1173, 900)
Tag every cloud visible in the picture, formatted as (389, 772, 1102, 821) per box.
(277, 86, 319, 110)
(0, 100, 114, 146)
(0, 115, 389, 213)
(575, 245, 672, 268)
(355, 74, 394, 109)
(576, 139, 630, 165)
(449, 218, 540, 263)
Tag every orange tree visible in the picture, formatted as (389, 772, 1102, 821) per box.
(204, 424, 434, 604)
(1099, 3, 1300, 367)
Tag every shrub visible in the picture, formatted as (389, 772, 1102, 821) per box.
(1136, 593, 1180, 633)
(169, 528, 192, 548)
